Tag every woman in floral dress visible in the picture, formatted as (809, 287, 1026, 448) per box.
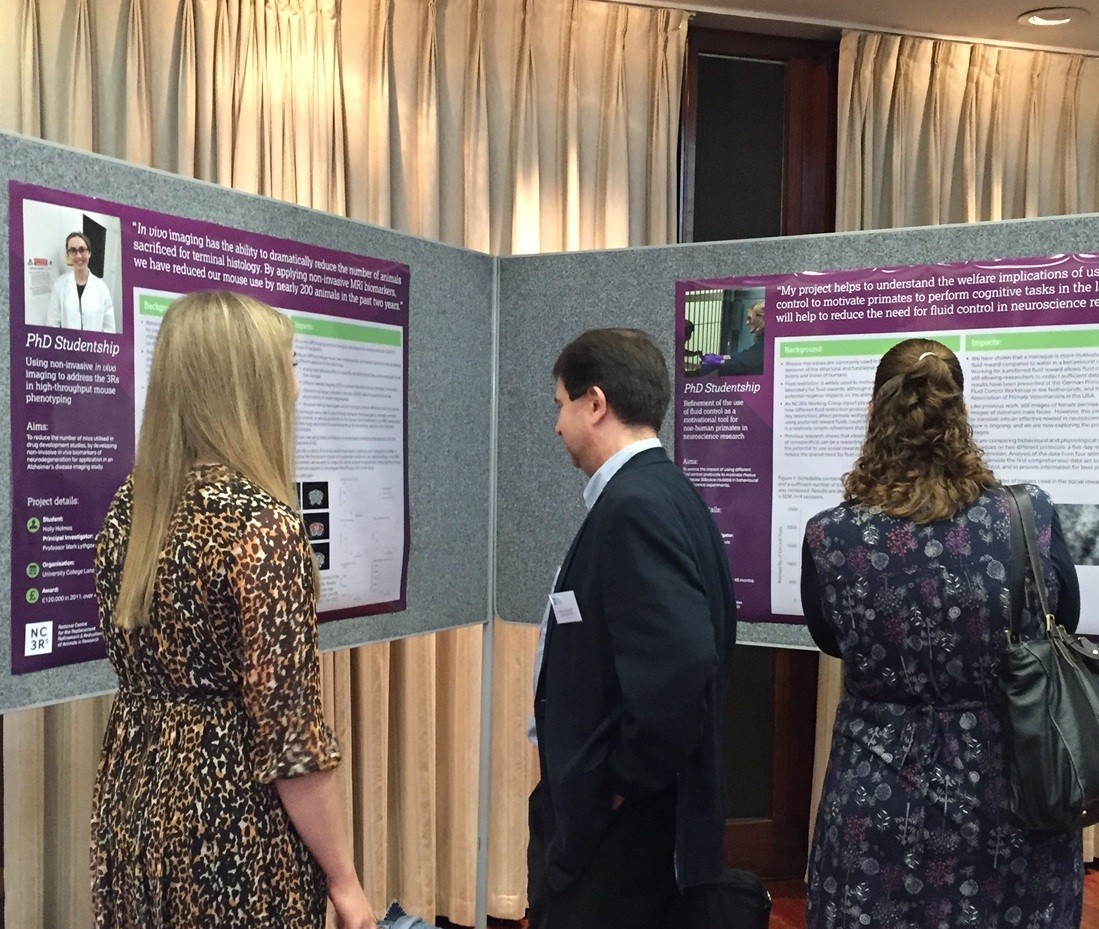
(801, 338, 1082, 929)
(91, 292, 376, 928)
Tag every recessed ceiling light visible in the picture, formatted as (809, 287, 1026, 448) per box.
(1018, 6, 1090, 25)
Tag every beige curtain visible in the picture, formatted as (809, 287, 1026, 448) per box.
(0, 1, 688, 926)
(819, 27, 1099, 864)
(836, 30, 1099, 229)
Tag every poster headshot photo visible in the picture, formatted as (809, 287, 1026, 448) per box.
(22, 199, 124, 334)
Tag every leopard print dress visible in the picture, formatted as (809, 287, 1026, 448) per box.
(91, 463, 341, 928)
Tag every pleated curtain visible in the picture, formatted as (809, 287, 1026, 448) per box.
(818, 27, 1099, 865)
(835, 31, 1099, 228)
(0, 2, 688, 926)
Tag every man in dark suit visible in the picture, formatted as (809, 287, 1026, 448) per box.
(527, 328, 738, 929)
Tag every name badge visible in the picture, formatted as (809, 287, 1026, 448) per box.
(549, 590, 583, 624)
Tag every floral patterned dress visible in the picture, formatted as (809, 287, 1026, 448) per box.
(801, 485, 1082, 929)
(91, 464, 340, 928)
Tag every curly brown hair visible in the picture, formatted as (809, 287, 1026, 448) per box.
(843, 338, 994, 524)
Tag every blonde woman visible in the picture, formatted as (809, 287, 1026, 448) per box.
(47, 231, 116, 332)
(801, 338, 1082, 929)
(91, 292, 375, 929)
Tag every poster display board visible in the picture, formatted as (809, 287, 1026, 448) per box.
(5, 131, 1099, 708)
(8, 181, 410, 674)
(677, 253, 1099, 634)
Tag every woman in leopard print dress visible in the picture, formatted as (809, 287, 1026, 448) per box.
(91, 292, 376, 928)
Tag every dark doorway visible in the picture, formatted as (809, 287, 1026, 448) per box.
(681, 29, 837, 242)
(82, 215, 108, 279)
(692, 54, 785, 242)
(680, 26, 838, 881)
(721, 647, 818, 879)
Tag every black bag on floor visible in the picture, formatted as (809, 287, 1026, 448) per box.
(673, 868, 772, 929)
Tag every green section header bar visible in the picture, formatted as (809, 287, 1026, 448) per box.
(965, 329, 1099, 352)
(290, 315, 401, 346)
(779, 334, 961, 359)
(136, 296, 401, 347)
(138, 294, 172, 318)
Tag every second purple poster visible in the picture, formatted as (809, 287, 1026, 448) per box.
(677, 255, 1099, 634)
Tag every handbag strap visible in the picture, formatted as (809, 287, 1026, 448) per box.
(1004, 485, 1026, 642)
(1004, 484, 1055, 639)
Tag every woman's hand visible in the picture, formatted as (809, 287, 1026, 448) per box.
(329, 875, 377, 929)
(274, 770, 376, 928)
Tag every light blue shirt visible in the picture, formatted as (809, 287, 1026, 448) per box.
(582, 437, 663, 511)
(527, 437, 663, 745)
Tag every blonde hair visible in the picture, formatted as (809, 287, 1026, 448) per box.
(843, 338, 994, 524)
(115, 291, 299, 628)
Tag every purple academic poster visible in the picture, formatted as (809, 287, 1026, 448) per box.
(9, 181, 410, 673)
(676, 254, 1099, 634)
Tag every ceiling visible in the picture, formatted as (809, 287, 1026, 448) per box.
(608, 1, 1099, 55)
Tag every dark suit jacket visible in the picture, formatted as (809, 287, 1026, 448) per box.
(533, 447, 737, 894)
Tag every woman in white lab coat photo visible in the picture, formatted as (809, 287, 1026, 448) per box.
(47, 231, 117, 332)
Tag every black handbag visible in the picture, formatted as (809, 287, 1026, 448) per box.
(998, 484, 1099, 830)
(672, 868, 772, 929)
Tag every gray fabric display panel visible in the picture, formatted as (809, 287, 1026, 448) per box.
(6, 129, 1099, 707)
(494, 213, 1099, 648)
(0, 132, 492, 710)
